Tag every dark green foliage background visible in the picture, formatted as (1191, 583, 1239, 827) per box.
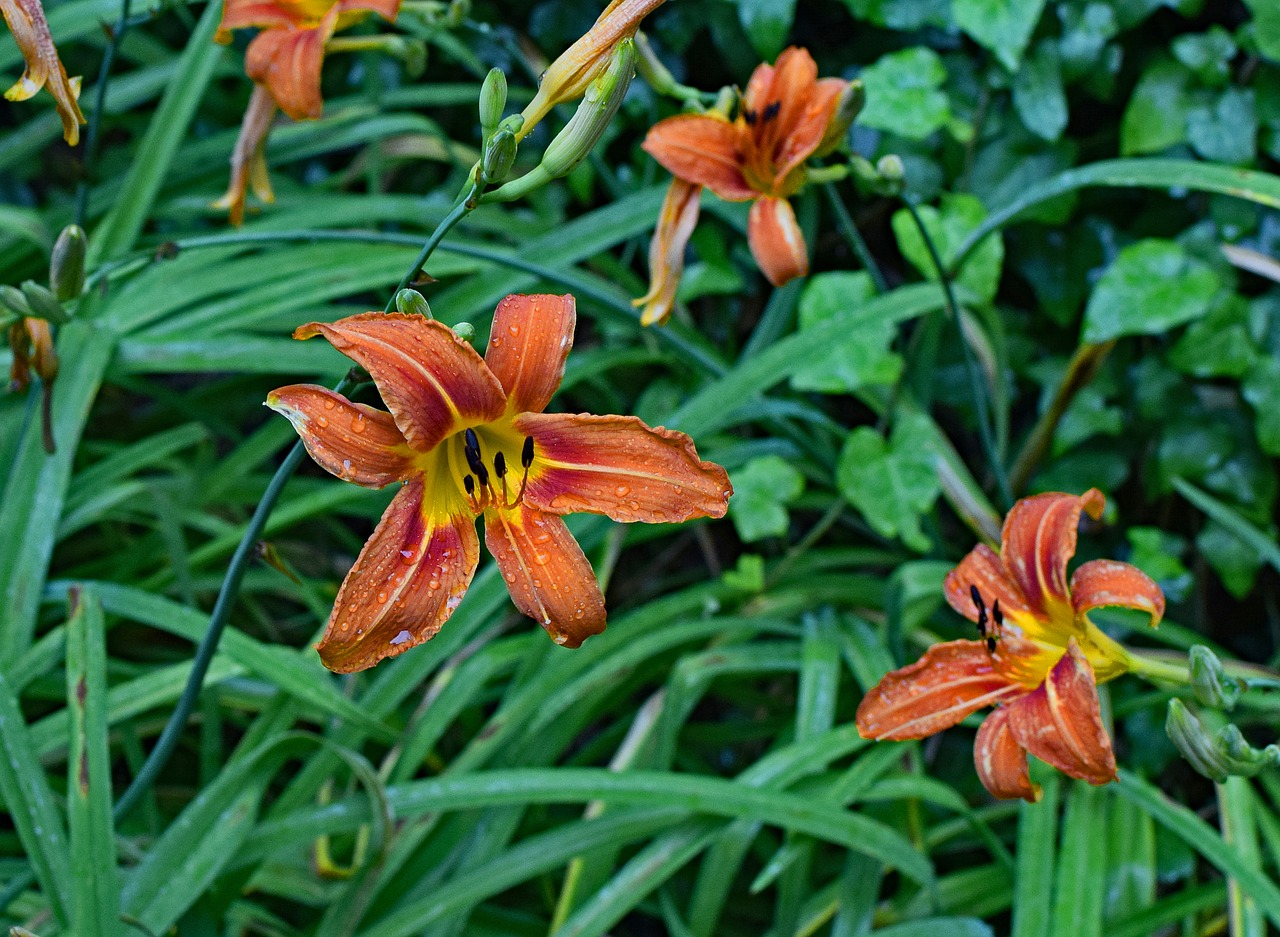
(1, 0, 1279, 934)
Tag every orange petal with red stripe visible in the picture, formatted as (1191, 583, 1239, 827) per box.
(634, 179, 702, 327)
(296, 313, 506, 452)
(748, 197, 808, 286)
(266, 384, 414, 488)
(1005, 640, 1117, 786)
(516, 412, 732, 524)
(642, 114, 755, 202)
(1000, 488, 1104, 622)
(1070, 558, 1165, 627)
(974, 705, 1040, 802)
(316, 480, 479, 672)
(485, 294, 575, 415)
(483, 504, 606, 648)
(855, 640, 1022, 741)
(244, 10, 337, 120)
(218, 0, 307, 33)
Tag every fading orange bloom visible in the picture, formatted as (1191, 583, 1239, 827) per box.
(856, 489, 1166, 802)
(2, 0, 85, 145)
(268, 294, 732, 673)
(633, 178, 701, 326)
(639, 47, 846, 292)
(520, 0, 663, 139)
(7, 316, 57, 452)
(215, 0, 399, 223)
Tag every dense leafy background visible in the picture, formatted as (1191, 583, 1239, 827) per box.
(2, 0, 1280, 934)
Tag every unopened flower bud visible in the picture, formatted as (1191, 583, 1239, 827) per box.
(402, 39, 428, 78)
(446, 0, 469, 27)
(1167, 699, 1280, 783)
(481, 127, 518, 185)
(1190, 645, 1242, 711)
(0, 285, 31, 318)
(452, 321, 476, 342)
(20, 281, 70, 325)
(479, 68, 508, 140)
(874, 155, 905, 195)
(395, 288, 432, 318)
(49, 224, 87, 301)
(815, 79, 864, 157)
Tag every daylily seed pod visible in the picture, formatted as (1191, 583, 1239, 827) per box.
(395, 288, 432, 319)
(49, 224, 87, 301)
(479, 68, 507, 139)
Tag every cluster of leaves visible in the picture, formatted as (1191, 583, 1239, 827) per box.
(2, 0, 1280, 935)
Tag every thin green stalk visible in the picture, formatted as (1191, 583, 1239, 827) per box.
(383, 182, 480, 312)
(113, 194, 481, 822)
(1007, 341, 1114, 495)
(74, 0, 134, 228)
(900, 199, 1012, 508)
(823, 182, 887, 294)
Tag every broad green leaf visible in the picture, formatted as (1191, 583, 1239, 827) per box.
(1244, 0, 1280, 62)
(790, 272, 903, 393)
(1243, 357, 1280, 454)
(728, 455, 805, 542)
(736, 0, 795, 59)
(836, 412, 940, 552)
(857, 47, 952, 140)
(1188, 88, 1258, 165)
(1168, 294, 1258, 377)
(1081, 239, 1220, 342)
(1172, 26, 1237, 87)
(1013, 43, 1068, 141)
(892, 194, 1004, 303)
(841, 0, 951, 28)
(953, 0, 1047, 70)
(1120, 60, 1193, 155)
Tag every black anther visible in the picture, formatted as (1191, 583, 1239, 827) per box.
(521, 436, 535, 468)
(494, 450, 507, 478)
(762, 100, 781, 123)
(463, 475, 475, 496)
(743, 108, 757, 125)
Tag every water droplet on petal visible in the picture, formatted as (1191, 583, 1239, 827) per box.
(615, 485, 630, 497)
(317, 416, 329, 428)
(352, 413, 366, 434)
(375, 591, 387, 603)
(508, 324, 520, 337)
(428, 579, 440, 590)
(323, 399, 336, 410)
(534, 533, 551, 545)
(552, 632, 568, 645)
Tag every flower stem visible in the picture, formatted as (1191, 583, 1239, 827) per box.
(822, 181, 888, 294)
(1125, 651, 1191, 686)
(115, 192, 482, 822)
(74, 0, 133, 229)
(900, 199, 1012, 509)
(1007, 341, 1114, 495)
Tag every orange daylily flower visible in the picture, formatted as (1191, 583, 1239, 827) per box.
(856, 489, 1166, 802)
(2, 0, 85, 145)
(268, 294, 732, 673)
(519, 0, 664, 139)
(7, 316, 57, 452)
(215, 0, 400, 223)
(638, 47, 846, 298)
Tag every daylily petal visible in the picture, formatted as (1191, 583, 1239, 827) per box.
(855, 640, 1023, 741)
(747, 197, 808, 286)
(1000, 488, 1105, 625)
(752, 48, 824, 178)
(336, 0, 399, 20)
(773, 69, 844, 180)
(943, 543, 1032, 627)
(213, 84, 278, 226)
(218, 0, 309, 34)
(642, 114, 756, 201)
(516, 412, 732, 523)
(244, 7, 339, 120)
(296, 313, 507, 452)
(634, 178, 702, 327)
(1070, 558, 1165, 627)
(1, 0, 85, 145)
(266, 383, 414, 488)
(316, 479, 479, 672)
(484, 504, 606, 647)
(485, 294, 575, 415)
(974, 705, 1040, 802)
(1006, 639, 1117, 787)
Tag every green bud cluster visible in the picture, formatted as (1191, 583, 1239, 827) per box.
(1189, 645, 1243, 711)
(1166, 698, 1280, 783)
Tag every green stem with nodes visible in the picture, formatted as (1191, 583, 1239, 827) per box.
(806, 165, 848, 186)
(900, 199, 1013, 509)
(1127, 649, 1280, 689)
(115, 197, 480, 824)
(1007, 341, 1114, 495)
(75, 0, 133, 229)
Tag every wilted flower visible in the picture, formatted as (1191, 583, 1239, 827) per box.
(856, 489, 1166, 802)
(268, 294, 732, 672)
(1, 0, 85, 144)
(214, 0, 400, 223)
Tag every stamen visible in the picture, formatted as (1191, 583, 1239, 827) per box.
(521, 436, 535, 468)
(463, 475, 475, 497)
(986, 600, 1003, 655)
(969, 585, 987, 638)
(743, 108, 757, 125)
(986, 635, 997, 654)
(762, 100, 781, 123)
(493, 450, 507, 479)
(465, 428, 479, 453)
